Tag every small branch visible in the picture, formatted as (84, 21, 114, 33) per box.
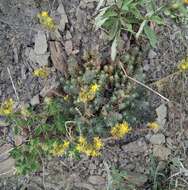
(119, 62, 170, 102)
(7, 67, 20, 102)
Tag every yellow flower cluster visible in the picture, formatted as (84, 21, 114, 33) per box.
(178, 57, 188, 72)
(0, 98, 14, 115)
(37, 11, 56, 30)
(147, 122, 160, 130)
(33, 68, 49, 78)
(111, 122, 131, 138)
(76, 136, 103, 157)
(79, 83, 100, 103)
(50, 140, 70, 157)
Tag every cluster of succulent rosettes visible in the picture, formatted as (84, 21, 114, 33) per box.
(60, 53, 150, 139)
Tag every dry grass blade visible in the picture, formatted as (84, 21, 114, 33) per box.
(119, 62, 170, 102)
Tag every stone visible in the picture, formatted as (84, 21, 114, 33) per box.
(34, 31, 47, 55)
(88, 175, 106, 185)
(30, 95, 40, 106)
(124, 171, 148, 187)
(0, 158, 15, 176)
(122, 139, 148, 154)
(57, 2, 68, 32)
(148, 49, 157, 59)
(65, 31, 72, 40)
(156, 104, 167, 129)
(0, 144, 12, 161)
(29, 48, 49, 66)
(0, 116, 9, 127)
(149, 134, 165, 145)
(153, 145, 171, 160)
(64, 40, 73, 55)
(40, 80, 59, 97)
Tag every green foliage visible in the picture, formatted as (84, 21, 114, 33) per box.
(164, 1, 188, 24)
(8, 48, 151, 175)
(8, 99, 73, 175)
(95, 0, 165, 60)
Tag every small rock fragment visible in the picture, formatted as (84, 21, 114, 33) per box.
(40, 80, 59, 97)
(0, 157, 15, 176)
(148, 49, 157, 59)
(150, 134, 165, 145)
(88, 175, 106, 185)
(156, 104, 167, 129)
(65, 40, 73, 55)
(29, 48, 49, 67)
(122, 139, 148, 154)
(66, 31, 72, 40)
(34, 31, 48, 55)
(124, 171, 148, 187)
(153, 145, 171, 160)
(49, 41, 67, 76)
(0, 116, 9, 127)
(0, 144, 12, 161)
(30, 95, 40, 106)
(57, 2, 68, 32)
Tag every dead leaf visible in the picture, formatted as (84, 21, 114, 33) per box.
(49, 41, 67, 77)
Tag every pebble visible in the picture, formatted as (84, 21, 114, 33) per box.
(34, 31, 47, 55)
(124, 171, 148, 187)
(122, 139, 148, 154)
(30, 95, 40, 106)
(149, 134, 165, 145)
(148, 49, 157, 59)
(153, 145, 171, 160)
(88, 175, 105, 185)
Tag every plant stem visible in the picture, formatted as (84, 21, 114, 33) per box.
(119, 61, 170, 102)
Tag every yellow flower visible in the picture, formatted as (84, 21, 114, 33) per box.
(50, 140, 70, 157)
(78, 83, 100, 103)
(147, 122, 160, 130)
(76, 136, 102, 157)
(41, 11, 48, 17)
(0, 98, 14, 115)
(78, 136, 87, 144)
(184, 0, 188, 4)
(90, 83, 100, 93)
(63, 140, 70, 149)
(90, 150, 100, 157)
(178, 57, 188, 72)
(78, 89, 94, 103)
(33, 68, 49, 78)
(93, 137, 103, 150)
(111, 122, 131, 138)
(37, 11, 56, 30)
(63, 95, 69, 101)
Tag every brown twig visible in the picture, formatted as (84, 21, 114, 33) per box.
(119, 61, 170, 102)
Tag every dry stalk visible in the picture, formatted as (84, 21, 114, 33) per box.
(119, 61, 170, 102)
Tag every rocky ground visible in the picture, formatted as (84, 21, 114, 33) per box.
(0, 0, 188, 190)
